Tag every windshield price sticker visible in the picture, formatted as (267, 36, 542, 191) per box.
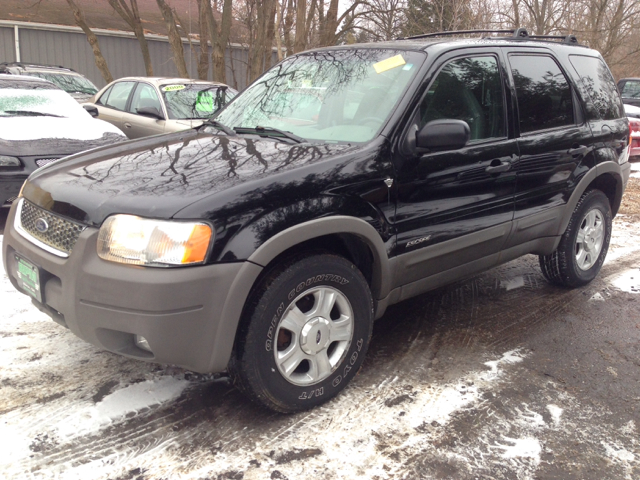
(162, 85, 186, 92)
(373, 55, 406, 74)
(14, 254, 42, 302)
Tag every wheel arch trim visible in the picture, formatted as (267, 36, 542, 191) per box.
(247, 215, 391, 301)
(558, 161, 623, 236)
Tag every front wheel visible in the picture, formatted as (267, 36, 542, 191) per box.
(539, 189, 612, 287)
(229, 254, 373, 413)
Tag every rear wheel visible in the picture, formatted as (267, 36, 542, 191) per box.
(539, 189, 612, 287)
(229, 253, 373, 413)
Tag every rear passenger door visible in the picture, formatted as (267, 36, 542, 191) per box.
(503, 50, 595, 248)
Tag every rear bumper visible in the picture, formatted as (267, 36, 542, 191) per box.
(2, 201, 262, 372)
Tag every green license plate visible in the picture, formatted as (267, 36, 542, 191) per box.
(14, 254, 42, 303)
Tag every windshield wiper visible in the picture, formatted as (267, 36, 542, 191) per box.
(205, 119, 237, 136)
(3, 110, 64, 118)
(236, 125, 304, 144)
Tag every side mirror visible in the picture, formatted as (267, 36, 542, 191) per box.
(136, 106, 164, 120)
(83, 105, 99, 118)
(416, 119, 470, 151)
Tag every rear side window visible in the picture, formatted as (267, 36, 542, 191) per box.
(569, 55, 623, 120)
(104, 81, 135, 111)
(621, 80, 640, 98)
(509, 54, 574, 133)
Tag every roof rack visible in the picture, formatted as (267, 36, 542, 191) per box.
(397, 28, 579, 45)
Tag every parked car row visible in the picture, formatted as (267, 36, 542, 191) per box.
(1, 65, 238, 210)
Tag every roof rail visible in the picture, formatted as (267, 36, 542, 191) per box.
(397, 28, 580, 45)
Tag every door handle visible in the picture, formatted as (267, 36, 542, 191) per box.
(568, 145, 589, 156)
(124, 123, 132, 128)
(485, 160, 511, 173)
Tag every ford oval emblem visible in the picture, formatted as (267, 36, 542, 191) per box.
(35, 218, 49, 233)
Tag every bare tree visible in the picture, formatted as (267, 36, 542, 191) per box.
(196, 0, 210, 80)
(156, 0, 189, 78)
(108, 0, 154, 76)
(66, 0, 113, 83)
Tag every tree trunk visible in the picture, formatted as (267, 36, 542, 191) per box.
(67, 0, 113, 83)
(196, 0, 210, 80)
(250, 0, 276, 82)
(202, 0, 233, 84)
(319, 0, 339, 46)
(108, 0, 153, 76)
(275, 0, 284, 61)
(294, 0, 306, 53)
(156, 0, 189, 78)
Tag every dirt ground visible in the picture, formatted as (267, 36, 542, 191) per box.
(1, 172, 640, 480)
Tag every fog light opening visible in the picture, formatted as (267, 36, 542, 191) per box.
(135, 335, 152, 352)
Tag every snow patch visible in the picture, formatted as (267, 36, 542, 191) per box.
(501, 276, 525, 291)
(0, 116, 124, 141)
(609, 269, 640, 293)
(589, 292, 605, 301)
(55, 377, 189, 438)
(603, 442, 636, 463)
(546, 404, 563, 425)
(494, 436, 542, 460)
(620, 420, 636, 435)
(483, 349, 525, 379)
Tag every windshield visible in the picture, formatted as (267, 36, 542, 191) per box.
(25, 72, 98, 95)
(0, 82, 91, 119)
(215, 49, 425, 143)
(161, 84, 238, 119)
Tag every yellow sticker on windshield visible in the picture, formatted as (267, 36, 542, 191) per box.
(373, 55, 406, 74)
(162, 85, 186, 92)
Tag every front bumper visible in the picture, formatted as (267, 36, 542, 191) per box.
(2, 201, 262, 373)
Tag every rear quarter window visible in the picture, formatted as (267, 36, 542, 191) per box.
(569, 55, 623, 120)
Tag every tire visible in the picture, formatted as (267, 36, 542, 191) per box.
(539, 189, 612, 287)
(229, 253, 374, 413)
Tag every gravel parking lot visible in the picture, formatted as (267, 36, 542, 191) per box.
(2, 170, 640, 480)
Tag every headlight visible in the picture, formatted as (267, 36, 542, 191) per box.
(97, 215, 213, 266)
(0, 155, 21, 168)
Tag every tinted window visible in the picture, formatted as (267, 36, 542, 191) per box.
(509, 55, 574, 133)
(569, 55, 623, 120)
(420, 56, 505, 141)
(129, 83, 162, 114)
(104, 81, 135, 111)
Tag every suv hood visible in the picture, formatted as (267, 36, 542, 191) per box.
(23, 130, 359, 226)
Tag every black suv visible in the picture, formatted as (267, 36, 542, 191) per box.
(2, 29, 630, 412)
(0, 62, 99, 103)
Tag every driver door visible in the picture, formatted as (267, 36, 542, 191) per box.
(392, 49, 518, 288)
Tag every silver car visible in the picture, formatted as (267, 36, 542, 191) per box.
(84, 77, 238, 139)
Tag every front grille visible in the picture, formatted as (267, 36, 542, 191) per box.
(35, 158, 60, 168)
(20, 200, 87, 255)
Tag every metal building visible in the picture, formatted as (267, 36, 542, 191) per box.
(0, 20, 273, 91)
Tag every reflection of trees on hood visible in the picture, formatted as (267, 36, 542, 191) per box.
(60, 134, 358, 197)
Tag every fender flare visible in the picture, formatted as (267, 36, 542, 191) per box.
(247, 215, 392, 301)
(557, 161, 624, 236)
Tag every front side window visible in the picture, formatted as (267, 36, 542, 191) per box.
(215, 49, 426, 143)
(104, 81, 135, 111)
(569, 55, 623, 121)
(129, 83, 162, 115)
(419, 55, 505, 141)
(509, 55, 574, 133)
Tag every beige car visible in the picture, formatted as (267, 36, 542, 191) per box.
(83, 77, 237, 139)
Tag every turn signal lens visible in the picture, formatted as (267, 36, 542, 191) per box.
(97, 215, 213, 266)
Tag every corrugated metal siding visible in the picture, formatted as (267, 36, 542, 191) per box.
(10, 25, 274, 91)
(0, 27, 16, 62)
